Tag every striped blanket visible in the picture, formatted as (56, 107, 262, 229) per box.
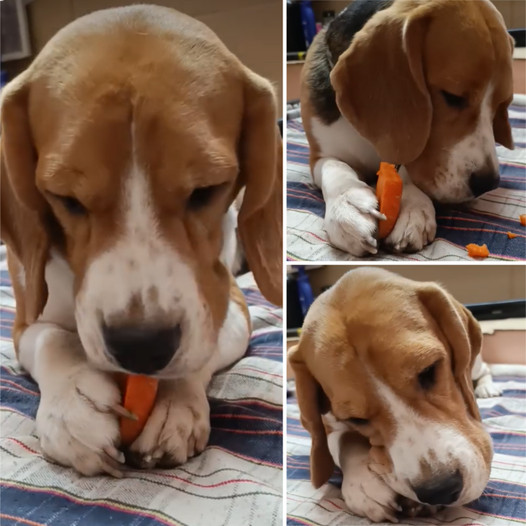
(287, 95, 526, 261)
(287, 368, 526, 526)
(0, 249, 283, 526)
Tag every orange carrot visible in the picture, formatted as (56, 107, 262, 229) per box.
(115, 373, 158, 446)
(466, 243, 489, 259)
(376, 163, 403, 239)
(520, 214, 526, 226)
(507, 232, 517, 239)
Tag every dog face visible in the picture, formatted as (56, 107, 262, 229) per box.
(289, 268, 492, 507)
(330, 0, 514, 203)
(1, 6, 282, 377)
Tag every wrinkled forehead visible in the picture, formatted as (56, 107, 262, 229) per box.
(424, 1, 513, 98)
(33, 81, 242, 196)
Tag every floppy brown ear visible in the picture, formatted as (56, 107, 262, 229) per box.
(418, 284, 481, 421)
(493, 102, 514, 150)
(1, 75, 50, 323)
(330, 6, 432, 164)
(288, 344, 335, 488)
(237, 69, 282, 306)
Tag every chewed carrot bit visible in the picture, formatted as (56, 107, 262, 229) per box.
(466, 243, 489, 258)
(520, 214, 526, 226)
(115, 373, 158, 446)
(376, 163, 402, 239)
(507, 232, 517, 239)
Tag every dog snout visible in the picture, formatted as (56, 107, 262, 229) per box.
(413, 470, 463, 506)
(469, 170, 499, 197)
(103, 324, 181, 374)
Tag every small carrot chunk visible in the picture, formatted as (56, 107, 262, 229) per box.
(466, 243, 490, 259)
(520, 214, 526, 226)
(507, 232, 517, 239)
(115, 373, 158, 446)
(376, 163, 403, 239)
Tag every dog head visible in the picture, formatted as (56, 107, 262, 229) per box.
(288, 267, 492, 507)
(330, 0, 514, 203)
(1, 6, 282, 377)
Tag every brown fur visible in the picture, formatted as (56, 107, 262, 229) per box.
(0, 6, 282, 351)
(288, 267, 492, 489)
(302, 0, 514, 188)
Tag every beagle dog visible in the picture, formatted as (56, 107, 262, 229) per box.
(0, 5, 282, 476)
(288, 268, 500, 523)
(300, 0, 515, 256)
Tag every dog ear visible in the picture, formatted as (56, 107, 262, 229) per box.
(330, 6, 432, 165)
(237, 69, 282, 306)
(1, 75, 50, 323)
(417, 283, 481, 421)
(493, 33, 514, 150)
(493, 101, 514, 150)
(288, 343, 335, 488)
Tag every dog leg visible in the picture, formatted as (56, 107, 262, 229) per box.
(472, 354, 502, 398)
(126, 297, 250, 467)
(383, 171, 437, 253)
(314, 158, 383, 256)
(18, 323, 125, 476)
(327, 429, 400, 523)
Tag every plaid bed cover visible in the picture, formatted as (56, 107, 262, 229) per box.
(287, 95, 526, 261)
(0, 248, 283, 526)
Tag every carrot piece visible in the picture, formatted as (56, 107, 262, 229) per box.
(466, 243, 490, 258)
(376, 162, 403, 239)
(507, 232, 517, 239)
(520, 214, 526, 226)
(115, 373, 158, 446)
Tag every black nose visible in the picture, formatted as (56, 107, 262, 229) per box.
(413, 470, 463, 506)
(469, 171, 499, 197)
(103, 324, 181, 374)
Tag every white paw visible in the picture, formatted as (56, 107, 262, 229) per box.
(37, 365, 125, 477)
(126, 378, 210, 468)
(475, 381, 502, 398)
(384, 185, 436, 253)
(325, 184, 383, 256)
(342, 462, 400, 523)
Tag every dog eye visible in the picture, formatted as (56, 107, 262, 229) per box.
(187, 184, 224, 210)
(418, 362, 439, 390)
(347, 417, 369, 425)
(441, 90, 467, 109)
(52, 194, 87, 216)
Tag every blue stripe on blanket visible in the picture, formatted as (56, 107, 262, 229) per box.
(0, 486, 166, 526)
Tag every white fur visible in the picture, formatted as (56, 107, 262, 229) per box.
(472, 354, 502, 398)
(384, 168, 437, 252)
(370, 376, 490, 507)
(76, 156, 213, 378)
(310, 116, 439, 255)
(436, 84, 498, 203)
(324, 413, 400, 523)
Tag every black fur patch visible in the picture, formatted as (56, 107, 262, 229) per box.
(307, 0, 393, 125)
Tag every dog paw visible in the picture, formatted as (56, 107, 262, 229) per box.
(36, 366, 126, 477)
(342, 462, 401, 523)
(383, 185, 436, 253)
(475, 381, 502, 398)
(325, 185, 383, 256)
(125, 378, 210, 468)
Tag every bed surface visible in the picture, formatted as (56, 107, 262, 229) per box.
(287, 368, 526, 526)
(0, 250, 283, 526)
(287, 95, 526, 262)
